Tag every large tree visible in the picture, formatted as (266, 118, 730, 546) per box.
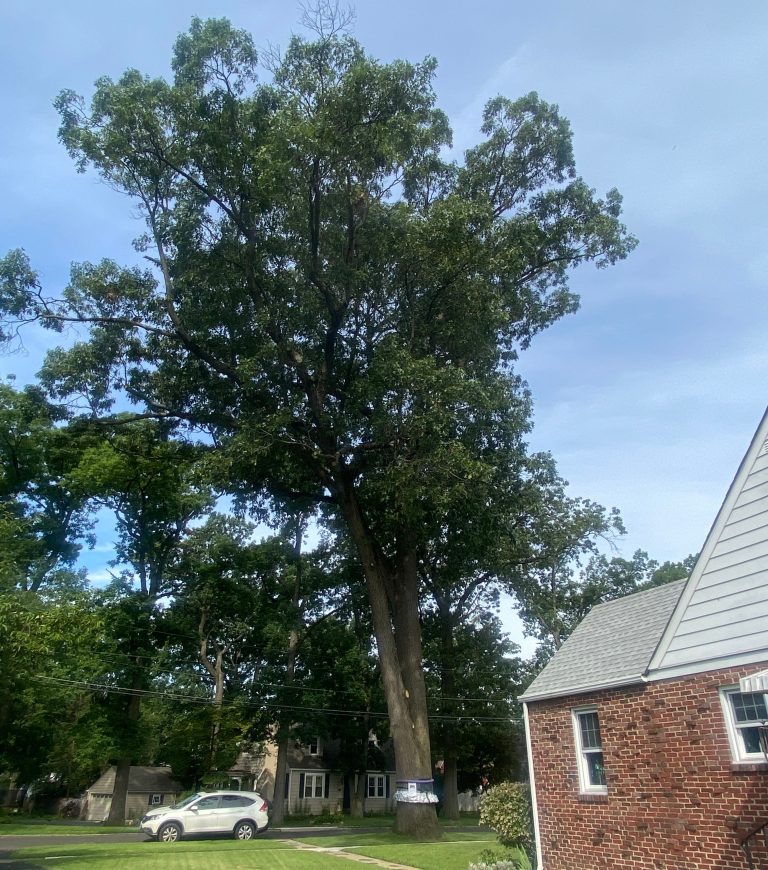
(0, 15, 635, 834)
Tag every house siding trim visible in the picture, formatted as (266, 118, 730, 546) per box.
(647, 407, 768, 680)
(520, 673, 648, 704)
(523, 702, 544, 870)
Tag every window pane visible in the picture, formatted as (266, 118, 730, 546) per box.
(741, 726, 764, 755)
(196, 797, 219, 809)
(579, 711, 603, 749)
(586, 752, 606, 787)
(731, 692, 768, 723)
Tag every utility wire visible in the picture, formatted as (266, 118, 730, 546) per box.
(32, 675, 522, 723)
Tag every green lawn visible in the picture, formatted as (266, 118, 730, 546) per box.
(0, 820, 134, 836)
(11, 830, 507, 870)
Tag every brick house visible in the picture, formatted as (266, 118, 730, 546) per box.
(520, 408, 768, 869)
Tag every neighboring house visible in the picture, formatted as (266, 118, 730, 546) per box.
(521, 408, 768, 870)
(216, 744, 277, 796)
(281, 736, 396, 815)
(83, 765, 183, 822)
(219, 736, 396, 815)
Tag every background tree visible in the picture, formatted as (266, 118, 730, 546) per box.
(0, 587, 115, 802)
(0, 383, 92, 593)
(65, 421, 214, 823)
(422, 605, 524, 818)
(0, 13, 635, 835)
(511, 483, 625, 655)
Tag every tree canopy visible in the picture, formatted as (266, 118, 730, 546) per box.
(0, 13, 636, 835)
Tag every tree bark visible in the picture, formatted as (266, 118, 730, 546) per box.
(337, 482, 438, 838)
(442, 757, 459, 820)
(351, 772, 366, 818)
(106, 654, 144, 825)
(438, 598, 460, 820)
(268, 516, 304, 826)
(107, 758, 131, 826)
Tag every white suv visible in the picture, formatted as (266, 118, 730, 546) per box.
(140, 791, 269, 841)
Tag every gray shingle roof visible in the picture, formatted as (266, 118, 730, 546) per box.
(87, 765, 182, 795)
(519, 579, 687, 703)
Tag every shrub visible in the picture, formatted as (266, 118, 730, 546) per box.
(478, 782, 534, 851)
(469, 847, 525, 869)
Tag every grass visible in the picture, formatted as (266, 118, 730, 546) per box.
(10, 829, 504, 870)
(278, 812, 481, 828)
(0, 817, 135, 836)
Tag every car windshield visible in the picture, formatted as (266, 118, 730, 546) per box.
(171, 793, 204, 810)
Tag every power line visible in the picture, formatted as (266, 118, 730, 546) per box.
(31, 675, 521, 723)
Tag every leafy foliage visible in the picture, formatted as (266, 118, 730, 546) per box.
(0, 13, 636, 833)
(479, 781, 534, 851)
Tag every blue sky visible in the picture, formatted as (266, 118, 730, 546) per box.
(2, 1, 767, 642)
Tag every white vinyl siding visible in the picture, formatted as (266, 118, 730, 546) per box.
(652, 428, 768, 675)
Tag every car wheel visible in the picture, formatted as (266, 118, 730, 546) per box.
(234, 820, 255, 840)
(158, 822, 182, 842)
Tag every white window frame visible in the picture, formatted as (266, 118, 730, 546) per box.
(572, 706, 607, 794)
(303, 772, 324, 799)
(149, 793, 163, 805)
(308, 738, 320, 756)
(367, 774, 385, 798)
(719, 686, 768, 764)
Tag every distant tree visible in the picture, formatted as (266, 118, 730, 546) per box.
(511, 483, 625, 652)
(65, 421, 214, 823)
(0, 13, 635, 835)
(422, 606, 524, 818)
(0, 383, 92, 593)
(0, 587, 114, 797)
(154, 515, 292, 786)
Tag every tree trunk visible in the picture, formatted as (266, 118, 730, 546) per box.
(351, 772, 366, 818)
(106, 666, 143, 825)
(442, 757, 459, 820)
(107, 758, 131, 825)
(438, 600, 460, 820)
(338, 483, 438, 838)
(271, 735, 289, 826)
(269, 517, 304, 827)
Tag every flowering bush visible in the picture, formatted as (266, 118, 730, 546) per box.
(478, 781, 534, 851)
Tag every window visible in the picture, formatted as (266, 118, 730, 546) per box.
(367, 774, 385, 798)
(303, 773, 324, 799)
(221, 794, 254, 809)
(308, 738, 320, 755)
(148, 793, 163, 806)
(572, 707, 607, 793)
(195, 795, 221, 810)
(720, 687, 768, 762)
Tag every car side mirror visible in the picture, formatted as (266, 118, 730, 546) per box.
(189, 806, 199, 813)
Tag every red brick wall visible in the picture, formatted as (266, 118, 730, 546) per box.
(527, 663, 768, 869)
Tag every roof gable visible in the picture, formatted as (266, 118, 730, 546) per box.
(519, 579, 686, 702)
(647, 407, 768, 679)
(87, 765, 182, 795)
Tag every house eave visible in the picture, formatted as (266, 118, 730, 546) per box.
(646, 649, 768, 684)
(518, 673, 646, 704)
